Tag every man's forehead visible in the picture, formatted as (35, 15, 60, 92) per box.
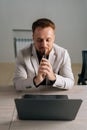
(33, 27, 55, 37)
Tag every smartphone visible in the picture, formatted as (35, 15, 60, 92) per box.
(43, 51, 47, 59)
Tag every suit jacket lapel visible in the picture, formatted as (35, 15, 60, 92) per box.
(31, 44, 39, 75)
(49, 48, 56, 68)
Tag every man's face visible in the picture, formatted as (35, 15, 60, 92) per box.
(33, 27, 55, 56)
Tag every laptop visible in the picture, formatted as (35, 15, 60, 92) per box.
(14, 94, 82, 121)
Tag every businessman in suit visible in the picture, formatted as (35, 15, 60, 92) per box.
(13, 18, 74, 91)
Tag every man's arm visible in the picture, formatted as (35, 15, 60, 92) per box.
(52, 50, 74, 89)
(13, 51, 35, 91)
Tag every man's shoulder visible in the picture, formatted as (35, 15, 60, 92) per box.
(53, 44, 69, 60)
(53, 44, 67, 52)
(21, 43, 33, 57)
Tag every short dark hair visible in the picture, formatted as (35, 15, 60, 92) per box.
(32, 18, 55, 33)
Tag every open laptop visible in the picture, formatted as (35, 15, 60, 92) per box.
(14, 94, 82, 121)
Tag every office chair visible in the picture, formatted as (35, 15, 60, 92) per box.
(77, 50, 87, 85)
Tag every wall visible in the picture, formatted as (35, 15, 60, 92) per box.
(0, 0, 87, 63)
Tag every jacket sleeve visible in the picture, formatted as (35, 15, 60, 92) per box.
(53, 50, 74, 89)
(13, 51, 35, 91)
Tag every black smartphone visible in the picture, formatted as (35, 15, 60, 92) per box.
(43, 51, 47, 59)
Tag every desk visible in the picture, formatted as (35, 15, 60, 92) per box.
(0, 85, 87, 130)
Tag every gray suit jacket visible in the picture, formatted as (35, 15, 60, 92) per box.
(13, 43, 74, 90)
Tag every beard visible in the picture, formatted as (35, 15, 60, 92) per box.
(38, 48, 45, 56)
(37, 47, 51, 56)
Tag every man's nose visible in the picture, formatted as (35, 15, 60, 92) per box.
(41, 40, 47, 47)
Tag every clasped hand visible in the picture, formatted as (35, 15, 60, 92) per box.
(38, 58, 56, 81)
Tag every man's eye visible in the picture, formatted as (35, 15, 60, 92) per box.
(46, 39, 51, 42)
(37, 39, 43, 42)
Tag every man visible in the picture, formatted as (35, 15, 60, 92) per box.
(13, 18, 74, 91)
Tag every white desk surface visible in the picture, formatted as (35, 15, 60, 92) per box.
(0, 85, 87, 130)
